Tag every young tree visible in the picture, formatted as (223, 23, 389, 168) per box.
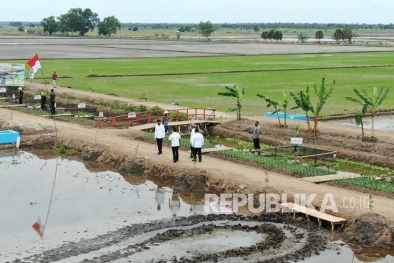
(297, 33, 309, 43)
(290, 87, 313, 138)
(345, 87, 390, 138)
(253, 25, 260, 33)
(311, 78, 335, 139)
(315, 30, 324, 43)
(257, 91, 289, 127)
(218, 84, 245, 120)
(41, 16, 58, 36)
(198, 21, 215, 38)
(97, 16, 121, 37)
(354, 111, 365, 140)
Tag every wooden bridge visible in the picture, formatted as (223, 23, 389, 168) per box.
(97, 108, 217, 129)
(281, 202, 346, 231)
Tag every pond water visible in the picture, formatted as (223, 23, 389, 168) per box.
(326, 114, 394, 132)
(0, 151, 392, 262)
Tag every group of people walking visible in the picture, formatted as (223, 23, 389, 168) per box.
(154, 113, 205, 163)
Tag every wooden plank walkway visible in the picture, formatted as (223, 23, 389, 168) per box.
(43, 113, 74, 117)
(0, 104, 27, 108)
(281, 202, 346, 231)
(302, 172, 361, 183)
(129, 120, 221, 131)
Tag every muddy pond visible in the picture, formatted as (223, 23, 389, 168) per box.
(0, 150, 393, 263)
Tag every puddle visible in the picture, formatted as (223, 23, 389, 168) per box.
(327, 115, 394, 132)
(0, 151, 393, 263)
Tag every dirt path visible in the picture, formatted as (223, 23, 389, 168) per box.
(1, 83, 394, 222)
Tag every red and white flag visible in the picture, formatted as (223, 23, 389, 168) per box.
(32, 217, 45, 238)
(27, 54, 41, 73)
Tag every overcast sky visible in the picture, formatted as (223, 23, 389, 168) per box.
(4, 0, 394, 24)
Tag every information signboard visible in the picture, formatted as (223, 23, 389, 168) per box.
(0, 63, 25, 86)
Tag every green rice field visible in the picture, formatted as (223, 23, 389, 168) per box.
(10, 51, 394, 116)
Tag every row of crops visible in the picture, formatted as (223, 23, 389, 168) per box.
(340, 175, 394, 194)
(142, 133, 394, 194)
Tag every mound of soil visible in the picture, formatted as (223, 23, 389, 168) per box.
(342, 213, 394, 246)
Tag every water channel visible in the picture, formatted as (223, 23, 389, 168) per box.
(0, 150, 392, 262)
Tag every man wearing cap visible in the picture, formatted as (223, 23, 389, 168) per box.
(154, 119, 166, 155)
(162, 111, 169, 133)
(40, 92, 47, 110)
(17, 87, 24, 104)
(189, 123, 196, 158)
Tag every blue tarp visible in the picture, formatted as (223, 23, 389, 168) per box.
(264, 112, 307, 120)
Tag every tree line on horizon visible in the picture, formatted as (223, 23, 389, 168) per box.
(6, 15, 394, 38)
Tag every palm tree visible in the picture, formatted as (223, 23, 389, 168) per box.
(218, 84, 245, 120)
(345, 87, 390, 138)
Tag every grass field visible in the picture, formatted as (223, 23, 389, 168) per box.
(10, 52, 394, 116)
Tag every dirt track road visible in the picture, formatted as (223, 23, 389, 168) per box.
(2, 83, 394, 222)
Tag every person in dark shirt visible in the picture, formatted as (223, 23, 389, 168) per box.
(18, 87, 24, 104)
(253, 121, 262, 155)
(49, 89, 56, 115)
(40, 92, 47, 110)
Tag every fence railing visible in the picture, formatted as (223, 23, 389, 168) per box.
(96, 108, 216, 129)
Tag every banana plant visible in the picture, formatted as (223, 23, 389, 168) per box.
(290, 86, 313, 138)
(355, 111, 365, 140)
(218, 84, 245, 120)
(345, 87, 390, 138)
(257, 90, 290, 127)
(311, 78, 334, 140)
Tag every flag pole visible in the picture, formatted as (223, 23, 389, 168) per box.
(39, 67, 50, 95)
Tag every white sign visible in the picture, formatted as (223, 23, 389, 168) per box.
(78, 103, 86, 108)
(0, 88, 6, 93)
(34, 95, 41, 100)
(99, 112, 104, 118)
(128, 112, 136, 118)
(291, 137, 303, 145)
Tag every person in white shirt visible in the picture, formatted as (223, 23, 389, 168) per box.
(192, 127, 204, 162)
(154, 119, 165, 155)
(189, 123, 196, 158)
(168, 127, 181, 163)
(169, 194, 181, 217)
(29, 69, 34, 84)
